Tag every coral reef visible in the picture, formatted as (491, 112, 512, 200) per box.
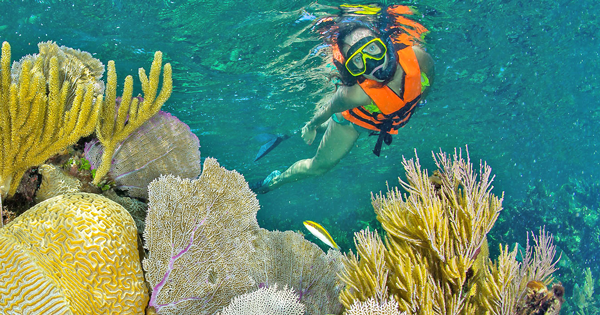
(1, 207, 15, 225)
(338, 149, 561, 314)
(35, 163, 82, 203)
(250, 229, 344, 315)
(217, 284, 305, 315)
(14, 168, 39, 204)
(93, 51, 172, 185)
(0, 41, 101, 198)
(85, 111, 200, 200)
(0, 193, 148, 314)
(143, 158, 259, 315)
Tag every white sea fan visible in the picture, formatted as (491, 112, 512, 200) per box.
(143, 158, 259, 315)
(218, 284, 305, 315)
(346, 297, 405, 315)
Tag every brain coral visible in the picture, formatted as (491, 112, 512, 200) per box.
(0, 193, 148, 314)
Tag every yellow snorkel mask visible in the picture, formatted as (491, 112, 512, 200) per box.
(344, 36, 387, 77)
(340, 4, 381, 15)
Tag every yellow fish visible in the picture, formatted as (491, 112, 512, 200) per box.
(303, 221, 339, 250)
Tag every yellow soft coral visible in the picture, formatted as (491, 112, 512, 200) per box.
(0, 41, 101, 199)
(339, 149, 560, 315)
(341, 149, 502, 313)
(0, 193, 148, 314)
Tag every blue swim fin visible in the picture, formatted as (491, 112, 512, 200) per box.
(254, 133, 290, 161)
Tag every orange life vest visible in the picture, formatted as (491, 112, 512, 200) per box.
(342, 44, 422, 156)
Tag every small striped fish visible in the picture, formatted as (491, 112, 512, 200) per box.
(303, 220, 339, 250)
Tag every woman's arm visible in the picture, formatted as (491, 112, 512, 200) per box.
(413, 46, 435, 99)
(301, 84, 370, 145)
(306, 84, 370, 130)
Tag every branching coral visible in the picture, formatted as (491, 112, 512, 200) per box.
(478, 228, 561, 314)
(493, 176, 600, 311)
(338, 228, 390, 306)
(0, 193, 148, 314)
(0, 41, 101, 199)
(93, 51, 172, 185)
(338, 149, 561, 315)
(143, 158, 259, 315)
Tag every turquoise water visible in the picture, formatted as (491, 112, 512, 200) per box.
(1, 0, 599, 310)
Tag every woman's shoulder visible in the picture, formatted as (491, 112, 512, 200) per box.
(412, 46, 434, 80)
(338, 83, 371, 108)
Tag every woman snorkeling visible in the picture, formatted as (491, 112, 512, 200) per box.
(252, 4, 434, 194)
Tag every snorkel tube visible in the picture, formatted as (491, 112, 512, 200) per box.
(370, 31, 397, 82)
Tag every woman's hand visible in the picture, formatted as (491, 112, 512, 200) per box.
(301, 123, 317, 145)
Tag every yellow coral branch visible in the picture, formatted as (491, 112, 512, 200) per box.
(93, 51, 172, 185)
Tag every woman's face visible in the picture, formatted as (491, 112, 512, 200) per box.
(341, 28, 389, 81)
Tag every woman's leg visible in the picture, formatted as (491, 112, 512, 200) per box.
(315, 117, 331, 133)
(266, 118, 360, 191)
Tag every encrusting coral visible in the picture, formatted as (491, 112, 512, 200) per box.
(249, 229, 344, 315)
(514, 280, 564, 315)
(85, 110, 200, 200)
(0, 193, 148, 314)
(143, 158, 259, 315)
(338, 149, 562, 314)
(217, 284, 305, 315)
(0, 41, 101, 199)
(93, 51, 172, 186)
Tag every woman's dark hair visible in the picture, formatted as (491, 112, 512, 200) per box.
(336, 20, 382, 46)
(313, 5, 398, 86)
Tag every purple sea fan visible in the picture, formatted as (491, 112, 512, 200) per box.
(85, 111, 201, 200)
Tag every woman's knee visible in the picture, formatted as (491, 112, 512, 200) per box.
(307, 158, 336, 176)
